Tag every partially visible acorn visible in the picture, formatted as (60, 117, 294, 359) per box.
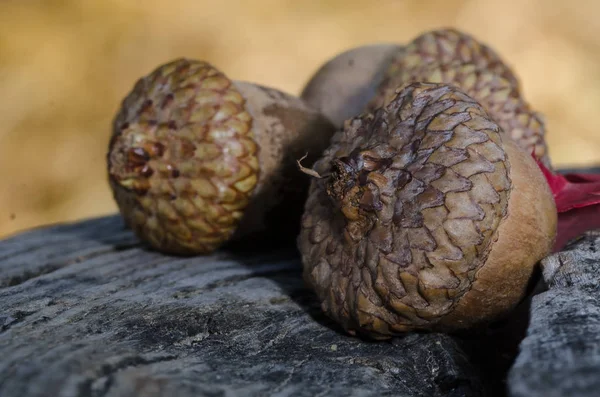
(108, 58, 335, 255)
(300, 44, 402, 128)
(298, 82, 557, 339)
(301, 28, 550, 166)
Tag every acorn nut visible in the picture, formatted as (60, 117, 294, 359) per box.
(298, 82, 557, 339)
(108, 58, 335, 255)
(301, 28, 550, 166)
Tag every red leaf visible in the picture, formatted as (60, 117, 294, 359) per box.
(535, 157, 600, 251)
(554, 205, 600, 252)
(537, 160, 600, 212)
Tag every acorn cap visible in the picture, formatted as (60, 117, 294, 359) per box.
(371, 28, 550, 166)
(382, 28, 519, 86)
(298, 83, 556, 338)
(108, 59, 259, 254)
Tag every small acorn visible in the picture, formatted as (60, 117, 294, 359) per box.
(108, 58, 335, 255)
(301, 28, 550, 166)
(298, 83, 557, 339)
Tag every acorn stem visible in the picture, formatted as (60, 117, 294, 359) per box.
(296, 153, 325, 179)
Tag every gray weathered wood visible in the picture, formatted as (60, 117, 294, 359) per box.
(508, 230, 600, 397)
(0, 216, 483, 397)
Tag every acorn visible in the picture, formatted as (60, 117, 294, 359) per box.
(298, 83, 557, 339)
(301, 28, 550, 166)
(108, 58, 335, 255)
(300, 44, 402, 129)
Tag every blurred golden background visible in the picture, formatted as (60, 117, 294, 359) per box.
(1, 0, 599, 238)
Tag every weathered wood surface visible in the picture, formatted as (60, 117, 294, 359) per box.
(2, 164, 599, 397)
(508, 230, 600, 397)
(0, 216, 483, 397)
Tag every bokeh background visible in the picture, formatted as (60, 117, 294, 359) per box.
(1, 0, 599, 238)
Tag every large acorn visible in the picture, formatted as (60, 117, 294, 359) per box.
(298, 83, 557, 338)
(108, 58, 335, 255)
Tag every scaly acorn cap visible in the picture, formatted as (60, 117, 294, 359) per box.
(370, 28, 551, 166)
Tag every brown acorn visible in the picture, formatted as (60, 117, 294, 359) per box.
(301, 44, 402, 128)
(108, 58, 335, 255)
(298, 83, 557, 339)
(301, 28, 550, 166)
